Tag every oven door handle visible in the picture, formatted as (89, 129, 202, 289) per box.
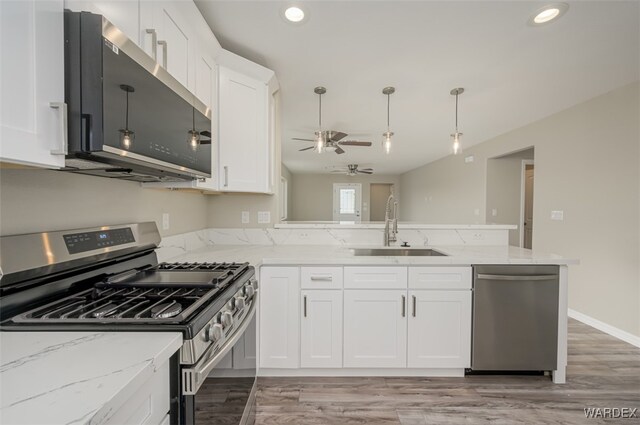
(181, 297, 257, 396)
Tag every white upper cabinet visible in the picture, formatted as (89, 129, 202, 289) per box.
(151, 2, 194, 91)
(218, 64, 270, 193)
(0, 0, 66, 168)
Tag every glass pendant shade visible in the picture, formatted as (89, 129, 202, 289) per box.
(119, 129, 134, 150)
(187, 130, 201, 151)
(383, 131, 393, 154)
(451, 131, 462, 155)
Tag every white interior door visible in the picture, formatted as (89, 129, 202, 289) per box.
(523, 164, 534, 249)
(332, 183, 362, 223)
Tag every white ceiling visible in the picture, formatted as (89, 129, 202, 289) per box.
(195, 1, 639, 175)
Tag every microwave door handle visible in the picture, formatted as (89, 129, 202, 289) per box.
(145, 29, 157, 61)
(157, 40, 167, 69)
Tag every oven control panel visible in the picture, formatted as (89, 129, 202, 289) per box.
(63, 228, 135, 254)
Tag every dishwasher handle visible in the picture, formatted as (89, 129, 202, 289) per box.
(476, 273, 558, 281)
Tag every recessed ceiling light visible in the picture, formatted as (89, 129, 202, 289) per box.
(529, 3, 568, 26)
(284, 6, 305, 23)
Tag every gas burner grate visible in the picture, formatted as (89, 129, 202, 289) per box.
(155, 262, 249, 274)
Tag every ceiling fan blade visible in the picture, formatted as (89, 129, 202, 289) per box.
(299, 146, 315, 151)
(339, 141, 372, 146)
(199, 130, 212, 138)
(199, 139, 212, 145)
(330, 170, 345, 173)
(329, 131, 348, 142)
(360, 168, 373, 171)
(335, 146, 346, 154)
(293, 137, 315, 142)
(358, 170, 373, 174)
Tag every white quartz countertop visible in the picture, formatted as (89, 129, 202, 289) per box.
(0, 331, 182, 425)
(275, 222, 518, 230)
(166, 244, 579, 266)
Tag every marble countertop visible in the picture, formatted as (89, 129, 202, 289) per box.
(0, 332, 182, 425)
(166, 244, 579, 266)
(275, 222, 518, 230)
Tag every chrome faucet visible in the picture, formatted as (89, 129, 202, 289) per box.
(383, 193, 398, 246)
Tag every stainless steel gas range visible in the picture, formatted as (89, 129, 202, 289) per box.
(0, 222, 257, 425)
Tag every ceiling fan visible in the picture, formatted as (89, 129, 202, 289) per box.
(330, 164, 374, 176)
(293, 87, 372, 154)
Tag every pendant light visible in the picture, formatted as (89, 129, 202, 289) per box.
(118, 84, 135, 150)
(186, 107, 201, 151)
(382, 87, 395, 154)
(450, 87, 464, 155)
(314, 86, 326, 153)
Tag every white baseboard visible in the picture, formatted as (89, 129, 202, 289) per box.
(568, 309, 640, 348)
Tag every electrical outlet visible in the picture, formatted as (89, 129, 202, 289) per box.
(258, 211, 271, 224)
(551, 210, 564, 221)
(473, 232, 485, 240)
(465, 155, 474, 163)
(492, 208, 498, 217)
(162, 213, 170, 230)
(241, 211, 250, 224)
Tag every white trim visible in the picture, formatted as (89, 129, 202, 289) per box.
(519, 159, 535, 248)
(259, 368, 465, 377)
(568, 309, 640, 348)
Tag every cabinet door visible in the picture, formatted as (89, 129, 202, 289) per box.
(0, 0, 66, 168)
(152, 2, 194, 90)
(218, 66, 269, 193)
(408, 290, 472, 368)
(343, 290, 407, 368)
(259, 267, 299, 368)
(301, 290, 342, 368)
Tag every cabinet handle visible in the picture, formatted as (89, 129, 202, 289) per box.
(158, 40, 167, 69)
(310, 276, 332, 282)
(145, 29, 157, 61)
(303, 295, 307, 318)
(223, 166, 229, 187)
(476, 274, 558, 281)
(412, 295, 416, 317)
(49, 102, 67, 155)
(401, 295, 406, 317)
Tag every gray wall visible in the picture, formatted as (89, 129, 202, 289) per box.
(290, 173, 401, 222)
(281, 163, 293, 220)
(0, 168, 208, 237)
(485, 148, 535, 246)
(400, 82, 640, 337)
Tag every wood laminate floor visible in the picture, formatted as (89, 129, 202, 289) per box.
(253, 320, 640, 424)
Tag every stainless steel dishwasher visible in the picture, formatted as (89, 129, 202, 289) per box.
(472, 265, 559, 371)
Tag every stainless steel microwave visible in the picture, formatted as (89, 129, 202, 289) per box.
(63, 10, 212, 182)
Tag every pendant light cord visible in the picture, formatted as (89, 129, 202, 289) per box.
(318, 93, 322, 129)
(455, 93, 459, 132)
(125, 91, 129, 129)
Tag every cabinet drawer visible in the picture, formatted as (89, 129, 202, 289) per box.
(344, 267, 407, 289)
(409, 267, 472, 290)
(301, 267, 343, 289)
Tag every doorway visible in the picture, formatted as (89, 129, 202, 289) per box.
(333, 183, 362, 223)
(370, 184, 393, 222)
(520, 161, 534, 249)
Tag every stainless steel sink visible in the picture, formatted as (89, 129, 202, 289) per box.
(351, 248, 448, 257)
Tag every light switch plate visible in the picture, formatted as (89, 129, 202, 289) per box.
(162, 213, 170, 230)
(551, 210, 564, 221)
(465, 155, 474, 163)
(258, 211, 271, 224)
(492, 208, 498, 217)
(241, 211, 250, 224)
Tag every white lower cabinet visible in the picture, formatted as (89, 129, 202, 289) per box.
(343, 289, 408, 368)
(300, 290, 343, 368)
(259, 267, 299, 368)
(408, 290, 472, 368)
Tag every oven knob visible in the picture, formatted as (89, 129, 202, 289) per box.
(243, 285, 255, 299)
(234, 295, 246, 310)
(226, 298, 236, 311)
(219, 311, 233, 328)
(206, 323, 224, 343)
